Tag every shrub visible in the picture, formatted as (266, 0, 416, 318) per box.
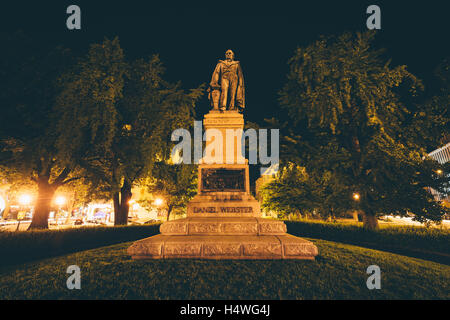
(0, 224, 160, 268)
(285, 220, 450, 264)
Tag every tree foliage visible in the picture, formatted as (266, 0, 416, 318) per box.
(410, 57, 450, 148)
(273, 31, 449, 229)
(0, 33, 90, 229)
(261, 164, 352, 219)
(0, 34, 203, 228)
(58, 37, 203, 225)
(143, 161, 197, 221)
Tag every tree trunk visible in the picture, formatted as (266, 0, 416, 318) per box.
(114, 180, 132, 225)
(28, 180, 55, 230)
(362, 211, 379, 230)
(120, 180, 132, 224)
(166, 205, 173, 222)
(113, 192, 121, 224)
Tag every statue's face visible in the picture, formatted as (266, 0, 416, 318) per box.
(225, 50, 234, 61)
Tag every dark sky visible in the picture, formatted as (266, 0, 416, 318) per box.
(1, 0, 448, 124)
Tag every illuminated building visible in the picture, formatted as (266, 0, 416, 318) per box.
(428, 143, 450, 202)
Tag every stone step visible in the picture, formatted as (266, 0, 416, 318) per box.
(159, 217, 288, 235)
(127, 234, 318, 260)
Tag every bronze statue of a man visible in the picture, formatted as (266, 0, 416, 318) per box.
(208, 49, 245, 112)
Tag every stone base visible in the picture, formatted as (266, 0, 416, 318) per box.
(159, 217, 287, 235)
(127, 233, 318, 260)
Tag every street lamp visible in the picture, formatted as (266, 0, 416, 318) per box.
(352, 193, 361, 222)
(18, 194, 32, 206)
(55, 196, 66, 206)
(53, 196, 67, 225)
(0, 195, 5, 216)
(128, 200, 136, 218)
(16, 194, 32, 230)
(154, 197, 164, 220)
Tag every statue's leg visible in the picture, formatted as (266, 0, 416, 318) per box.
(229, 77, 238, 110)
(220, 79, 229, 110)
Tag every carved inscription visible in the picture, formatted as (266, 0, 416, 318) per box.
(193, 206, 253, 214)
(201, 168, 245, 192)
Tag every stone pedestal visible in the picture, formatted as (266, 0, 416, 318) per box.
(128, 110, 318, 260)
(128, 217, 317, 259)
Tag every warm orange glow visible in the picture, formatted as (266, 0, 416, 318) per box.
(0, 195, 5, 212)
(353, 193, 360, 201)
(18, 194, 32, 206)
(55, 196, 66, 206)
(436, 169, 443, 175)
(154, 198, 164, 206)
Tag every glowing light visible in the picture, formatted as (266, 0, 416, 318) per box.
(154, 198, 164, 206)
(353, 193, 360, 201)
(19, 194, 32, 206)
(436, 169, 443, 175)
(55, 196, 66, 206)
(0, 195, 5, 212)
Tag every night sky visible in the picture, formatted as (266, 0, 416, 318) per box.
(1, 0, 448, 124)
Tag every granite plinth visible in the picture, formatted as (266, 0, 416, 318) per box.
(127, 233, 318, 260)
(159, 217, 287, 235)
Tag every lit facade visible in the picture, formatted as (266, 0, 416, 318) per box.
(428, 143, 450, 202)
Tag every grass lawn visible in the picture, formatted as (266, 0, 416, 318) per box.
(0, 238, 448, 300)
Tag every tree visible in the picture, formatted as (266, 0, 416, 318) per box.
(58, 37, 203, 225)
(277, 31, 449, 229)
(0, 33, 89, 229)
(0, 35, 203, 228)
(408, 57, 449, 148)
(261, 163, 353, 220)
(143, 161, 197, 221)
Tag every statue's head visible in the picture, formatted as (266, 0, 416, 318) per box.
(225, 49, 234, 61)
